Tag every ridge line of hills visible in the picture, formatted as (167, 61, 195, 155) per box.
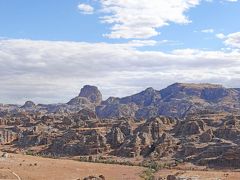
(1, 82, 240, 119)
(1, 82, 240, 170)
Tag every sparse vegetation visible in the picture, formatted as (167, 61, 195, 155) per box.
(140, 168, 155, 180)
(25, 150, 35, 156)
(78, 155, 170, 172)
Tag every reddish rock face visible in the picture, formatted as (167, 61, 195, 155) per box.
(0, 129, 18, 144)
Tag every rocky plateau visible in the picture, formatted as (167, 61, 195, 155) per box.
(0, 82, 240, 171)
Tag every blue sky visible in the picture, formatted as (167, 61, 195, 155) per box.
(0, 0, 239, 51)
(0, 0, 240, 104)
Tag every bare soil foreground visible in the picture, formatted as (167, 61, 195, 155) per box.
(1, 153, 240, 180)
(0, 153, 144, 180)
(156, 169, 240, 180)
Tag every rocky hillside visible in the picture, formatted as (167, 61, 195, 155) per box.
(97, 83, 240, 119)
(1, 83, 240, 170)
(0, 83, 240, 119)
(2, 110, 240, 169)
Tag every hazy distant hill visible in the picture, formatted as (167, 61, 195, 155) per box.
(1, 83, 240, 119)
(97, 83, 240, 119)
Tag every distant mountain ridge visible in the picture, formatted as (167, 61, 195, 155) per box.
(97, 83, 240, 118)
(1, 83, 240, 119)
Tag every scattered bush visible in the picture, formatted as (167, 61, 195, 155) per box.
(140, 168, 155, 180)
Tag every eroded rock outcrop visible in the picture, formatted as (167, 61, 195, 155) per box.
(21, 101, 36, 109)
(200, 129, 213, 143)
(79, 85, 102, 105)
(175, 119, 205, 136)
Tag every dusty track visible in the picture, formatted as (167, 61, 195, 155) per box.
(0, 169, 21, 180)
(8, 170, 22, 180)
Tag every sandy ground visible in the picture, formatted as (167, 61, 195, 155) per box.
(1, 153, 240, 180)
(0, 169, 19, 179)
(0, 153, 145, 180)
(156, 169, 240, 180)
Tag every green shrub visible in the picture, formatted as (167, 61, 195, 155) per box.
(26, 150, 35, 156)
(140, 168, 155, 180)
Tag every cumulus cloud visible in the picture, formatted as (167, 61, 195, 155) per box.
(78, 3, 94, 14)
(217, 32, 240, 49)
(0, 39, 240, 104)
(85, 0, 201, 39)
(224, 32, 240, 48)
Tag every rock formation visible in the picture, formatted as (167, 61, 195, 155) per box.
(0, 83, 240, 169)
(79, 85, 102, 105)
(1, 83, 240, 119)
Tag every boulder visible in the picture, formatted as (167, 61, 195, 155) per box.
(1, 152, 8, 158)
(167, 175, 177, 180)
(200, 129, 213, 143)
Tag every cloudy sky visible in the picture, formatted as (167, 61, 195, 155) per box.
(0, 0, 240, 104)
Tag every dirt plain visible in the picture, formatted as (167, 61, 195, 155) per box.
(1, 152, 240, 180)
(0, 152, 145, 180)
(156, 169, 240, 180)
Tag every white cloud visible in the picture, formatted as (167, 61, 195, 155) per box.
(0, 39, 240, 104)
(127, 40, 157, 47)
(216, 33, 226, 39)
(95, 0, 201, 39)
(201, 28, 214, 33)
(78, 3, 94, 14)
(224, 32, 240, 48)
(217, 32, 240, 49)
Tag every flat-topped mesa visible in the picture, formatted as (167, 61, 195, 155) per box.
(163, 83, 224, 93)
(172, 82, 223, 89)
(160, 82, 229, 101)
(79, 85, 102, 104)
